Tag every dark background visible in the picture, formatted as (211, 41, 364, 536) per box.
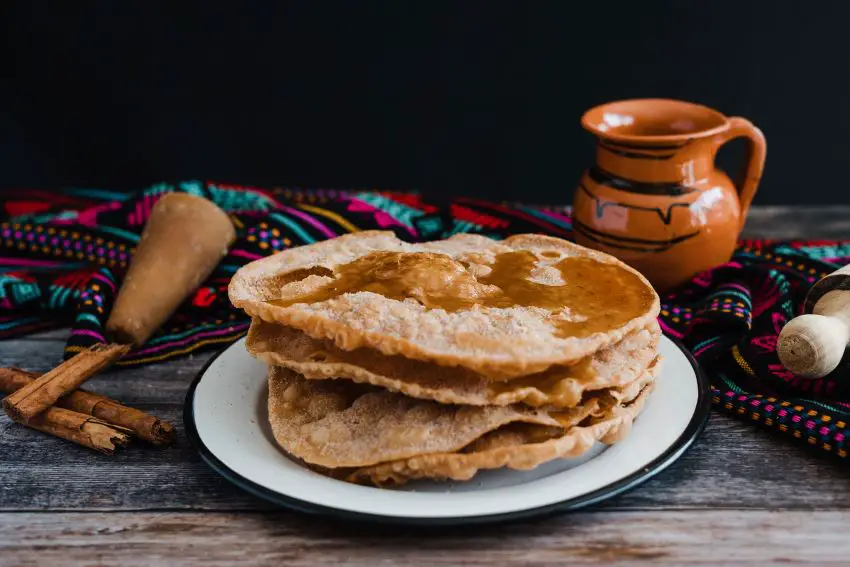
(1, 2, 846, 204)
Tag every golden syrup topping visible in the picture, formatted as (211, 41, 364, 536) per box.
(270, 250, 654, 338)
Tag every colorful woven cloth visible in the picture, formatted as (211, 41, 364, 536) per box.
(2, 184, 849, 459)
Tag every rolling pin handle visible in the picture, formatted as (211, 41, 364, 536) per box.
(777, 290, 850, 379)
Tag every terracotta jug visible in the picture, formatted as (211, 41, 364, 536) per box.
(572, 99, 766, 292)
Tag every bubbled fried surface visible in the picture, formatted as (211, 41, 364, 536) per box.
(230, 232, 660, 379)
(266, 362, 658, 475)
(346, 382, 655, 486)
(267, 366, 563, 468)
(249, 318, 661, 408)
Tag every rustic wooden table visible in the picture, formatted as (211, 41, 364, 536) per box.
(2, 206, 850, 567)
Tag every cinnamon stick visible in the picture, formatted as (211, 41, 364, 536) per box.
(23, 406, 131, 455)
(0, 367, 174, 445)
(2, 343, 130, 423)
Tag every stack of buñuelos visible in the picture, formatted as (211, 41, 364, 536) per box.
(229, 231, 662, 486)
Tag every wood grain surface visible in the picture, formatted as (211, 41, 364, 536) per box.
(1, 206, 849, 566)
(2, 510, 849, 566)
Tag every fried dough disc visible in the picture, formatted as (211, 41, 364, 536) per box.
(250, 318, 660, 408)
(231, 232, 660, 379)
(268, 366, 567, 468)
(346, 381, 655, 486)
(267, 361, 658, 470)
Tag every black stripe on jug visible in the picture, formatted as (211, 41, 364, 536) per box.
(599, 143, 676, 160)
(572, 219, 699, 253)
(588, 167, 695, 196)
(600, 139, 688, 151)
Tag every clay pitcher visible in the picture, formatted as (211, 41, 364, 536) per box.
(572, 99, 766, 292)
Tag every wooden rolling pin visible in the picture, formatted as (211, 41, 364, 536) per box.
(777, 264, 850, 378)
(3, 193, 236, 423)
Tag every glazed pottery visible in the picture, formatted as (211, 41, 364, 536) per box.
(572, 99, 766, 292)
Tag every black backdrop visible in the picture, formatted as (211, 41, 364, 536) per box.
(2, 2, 847, 204)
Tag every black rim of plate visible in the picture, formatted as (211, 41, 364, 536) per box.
(183, 333, 711, 526)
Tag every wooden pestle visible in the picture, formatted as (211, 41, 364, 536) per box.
(777, 264, 850, 378)
(3, 193, 236, 422)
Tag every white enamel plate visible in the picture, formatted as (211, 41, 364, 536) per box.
(184, 335, 709, 525)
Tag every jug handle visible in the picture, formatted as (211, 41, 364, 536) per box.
(715, 117, 767, 233)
